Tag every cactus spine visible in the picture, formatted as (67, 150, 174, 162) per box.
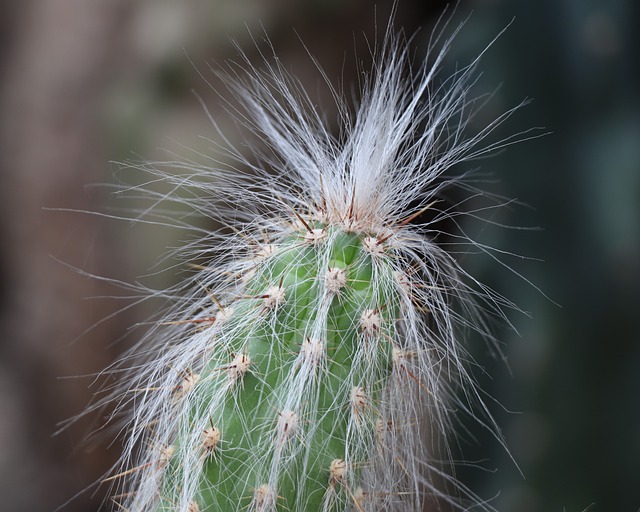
(97, 22, 525, 512)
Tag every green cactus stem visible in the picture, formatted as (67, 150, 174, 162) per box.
(158, 225, 404, 511)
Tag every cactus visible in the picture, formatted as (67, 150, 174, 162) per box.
(93, 21, 527, 512)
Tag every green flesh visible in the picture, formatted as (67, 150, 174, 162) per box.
(160, 227, 399, 511)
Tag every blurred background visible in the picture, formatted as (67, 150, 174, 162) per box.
(0, 0, 638, 511)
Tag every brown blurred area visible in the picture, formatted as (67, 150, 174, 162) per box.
(0, 2, 445, 511)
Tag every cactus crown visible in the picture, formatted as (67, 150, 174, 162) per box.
(85, 17, 529, 512)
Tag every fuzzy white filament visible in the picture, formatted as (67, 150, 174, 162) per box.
(77, 16, 535, 512)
